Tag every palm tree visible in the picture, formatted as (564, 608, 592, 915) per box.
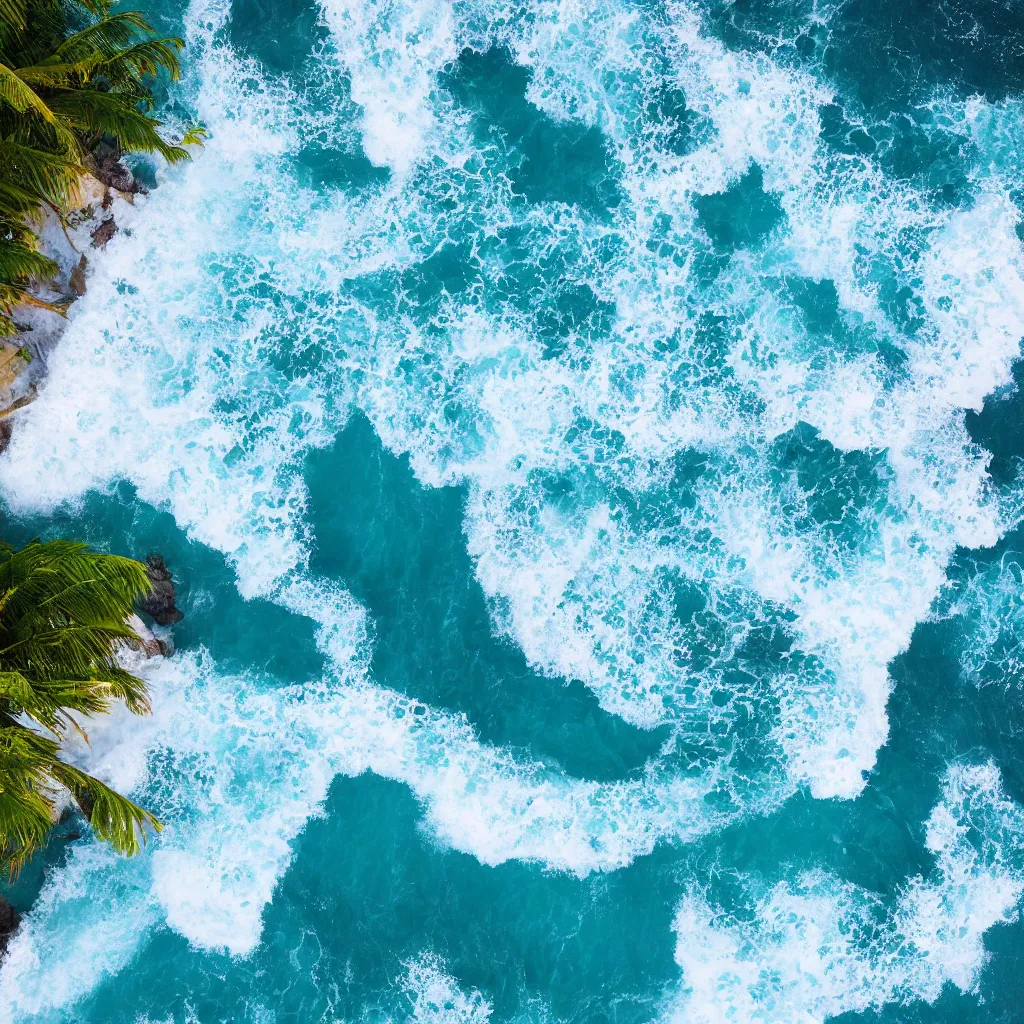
(0, 0, 194, 333)
(0, 539, 161, 873)
(0, 0, 188, 162)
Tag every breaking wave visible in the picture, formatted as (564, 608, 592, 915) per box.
(3, 0, 1024, 1018)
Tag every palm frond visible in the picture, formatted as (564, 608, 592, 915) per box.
(92, 37, 183, 92)
(0, 725, 67, 871)
(180, 124, 207, 147)
(45, 88, 188, 161)
(54, 11, 155, 61)
(15, 57, 104, 90)
(0, 282, 66, 317)
(0, 236, 58, 281)
(0, 541, 162, 871)
(49, 759, 160, 855)
(0, 60, 50, 114)
(0, 0, 27, 33)
(0, 62, 78, 155)
(0, 136, 82, 209)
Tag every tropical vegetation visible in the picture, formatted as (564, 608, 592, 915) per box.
(0, 0, 194, 335)
(0, 539, 160, 872)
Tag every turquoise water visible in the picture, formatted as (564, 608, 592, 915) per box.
(6, 0, 1024, 1019)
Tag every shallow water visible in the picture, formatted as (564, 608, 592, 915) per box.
(4, 0, 1024, 1019)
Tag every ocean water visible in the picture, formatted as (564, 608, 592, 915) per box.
(5, 0, 1024, 1019)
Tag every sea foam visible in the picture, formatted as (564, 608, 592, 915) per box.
(664, 763, 1024, 1023)
(313, 0, 1024, 802)
(398, 953, 492, 1024)
(3, 0, 1024, 1016)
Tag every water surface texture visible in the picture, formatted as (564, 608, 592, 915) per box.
(5, 0, 1024, 1020)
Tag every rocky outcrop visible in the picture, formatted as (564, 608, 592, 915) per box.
(0, 141, 146, 428)
(0, 896, 19, 957)
(0, 388, 38, 452)
(0, 170, 139, 428)
(69, 255, 88, 297)
(90, 217, 117, 249)
(0, 345, 32, 409)
(87, 140, 146, 196)
(126, 612, 170, 657)
(138, 553, 184, 626)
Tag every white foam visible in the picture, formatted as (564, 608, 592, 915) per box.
(280, 573, 785, 875)
(664, 763, 1024, 1023)
(4, 0, 1024, 1014)
(398, 953, 492, 1023)
(933, 555, 1024, 685)
(296, 0, 1024, 802)
(3, 0, 1019, 856)
(0, 13, 780, 1002)
(0, 557, 786, 1021)
(318, 0, 458, 172)
(0, 626, 774, 1021)
(0, 4, 337, 595)
(0, 646, 349, 1017)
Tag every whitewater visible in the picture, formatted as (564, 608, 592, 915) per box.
(3, 0, 1024, 1019)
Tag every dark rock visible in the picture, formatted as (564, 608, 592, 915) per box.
(0, 895, 19, 958)
(96, 160, 137, 194)
(90, 139, 145, 195)
(91, 217, 117, 249)
(138, 553, 184, 626)
(69, 255, 88, 297)
(0, 897, 17, 932)
(92, 138, 118, 163)
(127, 612, 169, 657)
(0, 419, 13, 455)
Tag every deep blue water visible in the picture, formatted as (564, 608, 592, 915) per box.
(5, 0, 1024, 1020)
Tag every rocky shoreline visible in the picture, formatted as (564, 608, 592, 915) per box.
(0, 150, 148, 448)
(0, 175, 187, 933)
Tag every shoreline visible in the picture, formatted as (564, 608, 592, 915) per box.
(0, 160, 147, 446)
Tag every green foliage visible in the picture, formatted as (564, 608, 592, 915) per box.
(0, 0, 191, 334)
(179, 122, 206, 147)
(0, 539, 162, 872)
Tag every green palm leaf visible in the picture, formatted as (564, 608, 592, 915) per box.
(0, 0, 27, 32)
(47, 88, 188, 161)
(54, 11, 156, 61)
(49, 759, 161, 855)
(0, 237, 57, 280)
(15, 57, 104, 89)
(92, 37, 183, 94)
(0, 136, 82, 209)
(0, 62, 78, 155)
(0, 540, 162, 871)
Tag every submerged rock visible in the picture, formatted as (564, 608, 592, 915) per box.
(138, 553, 184, 626)
(89, 139, 145, 196)
(127, 611, 170, 657)
(0, 896, 19, 957)
(69, 255, 88, 297)
(90, 216, 117, 249)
